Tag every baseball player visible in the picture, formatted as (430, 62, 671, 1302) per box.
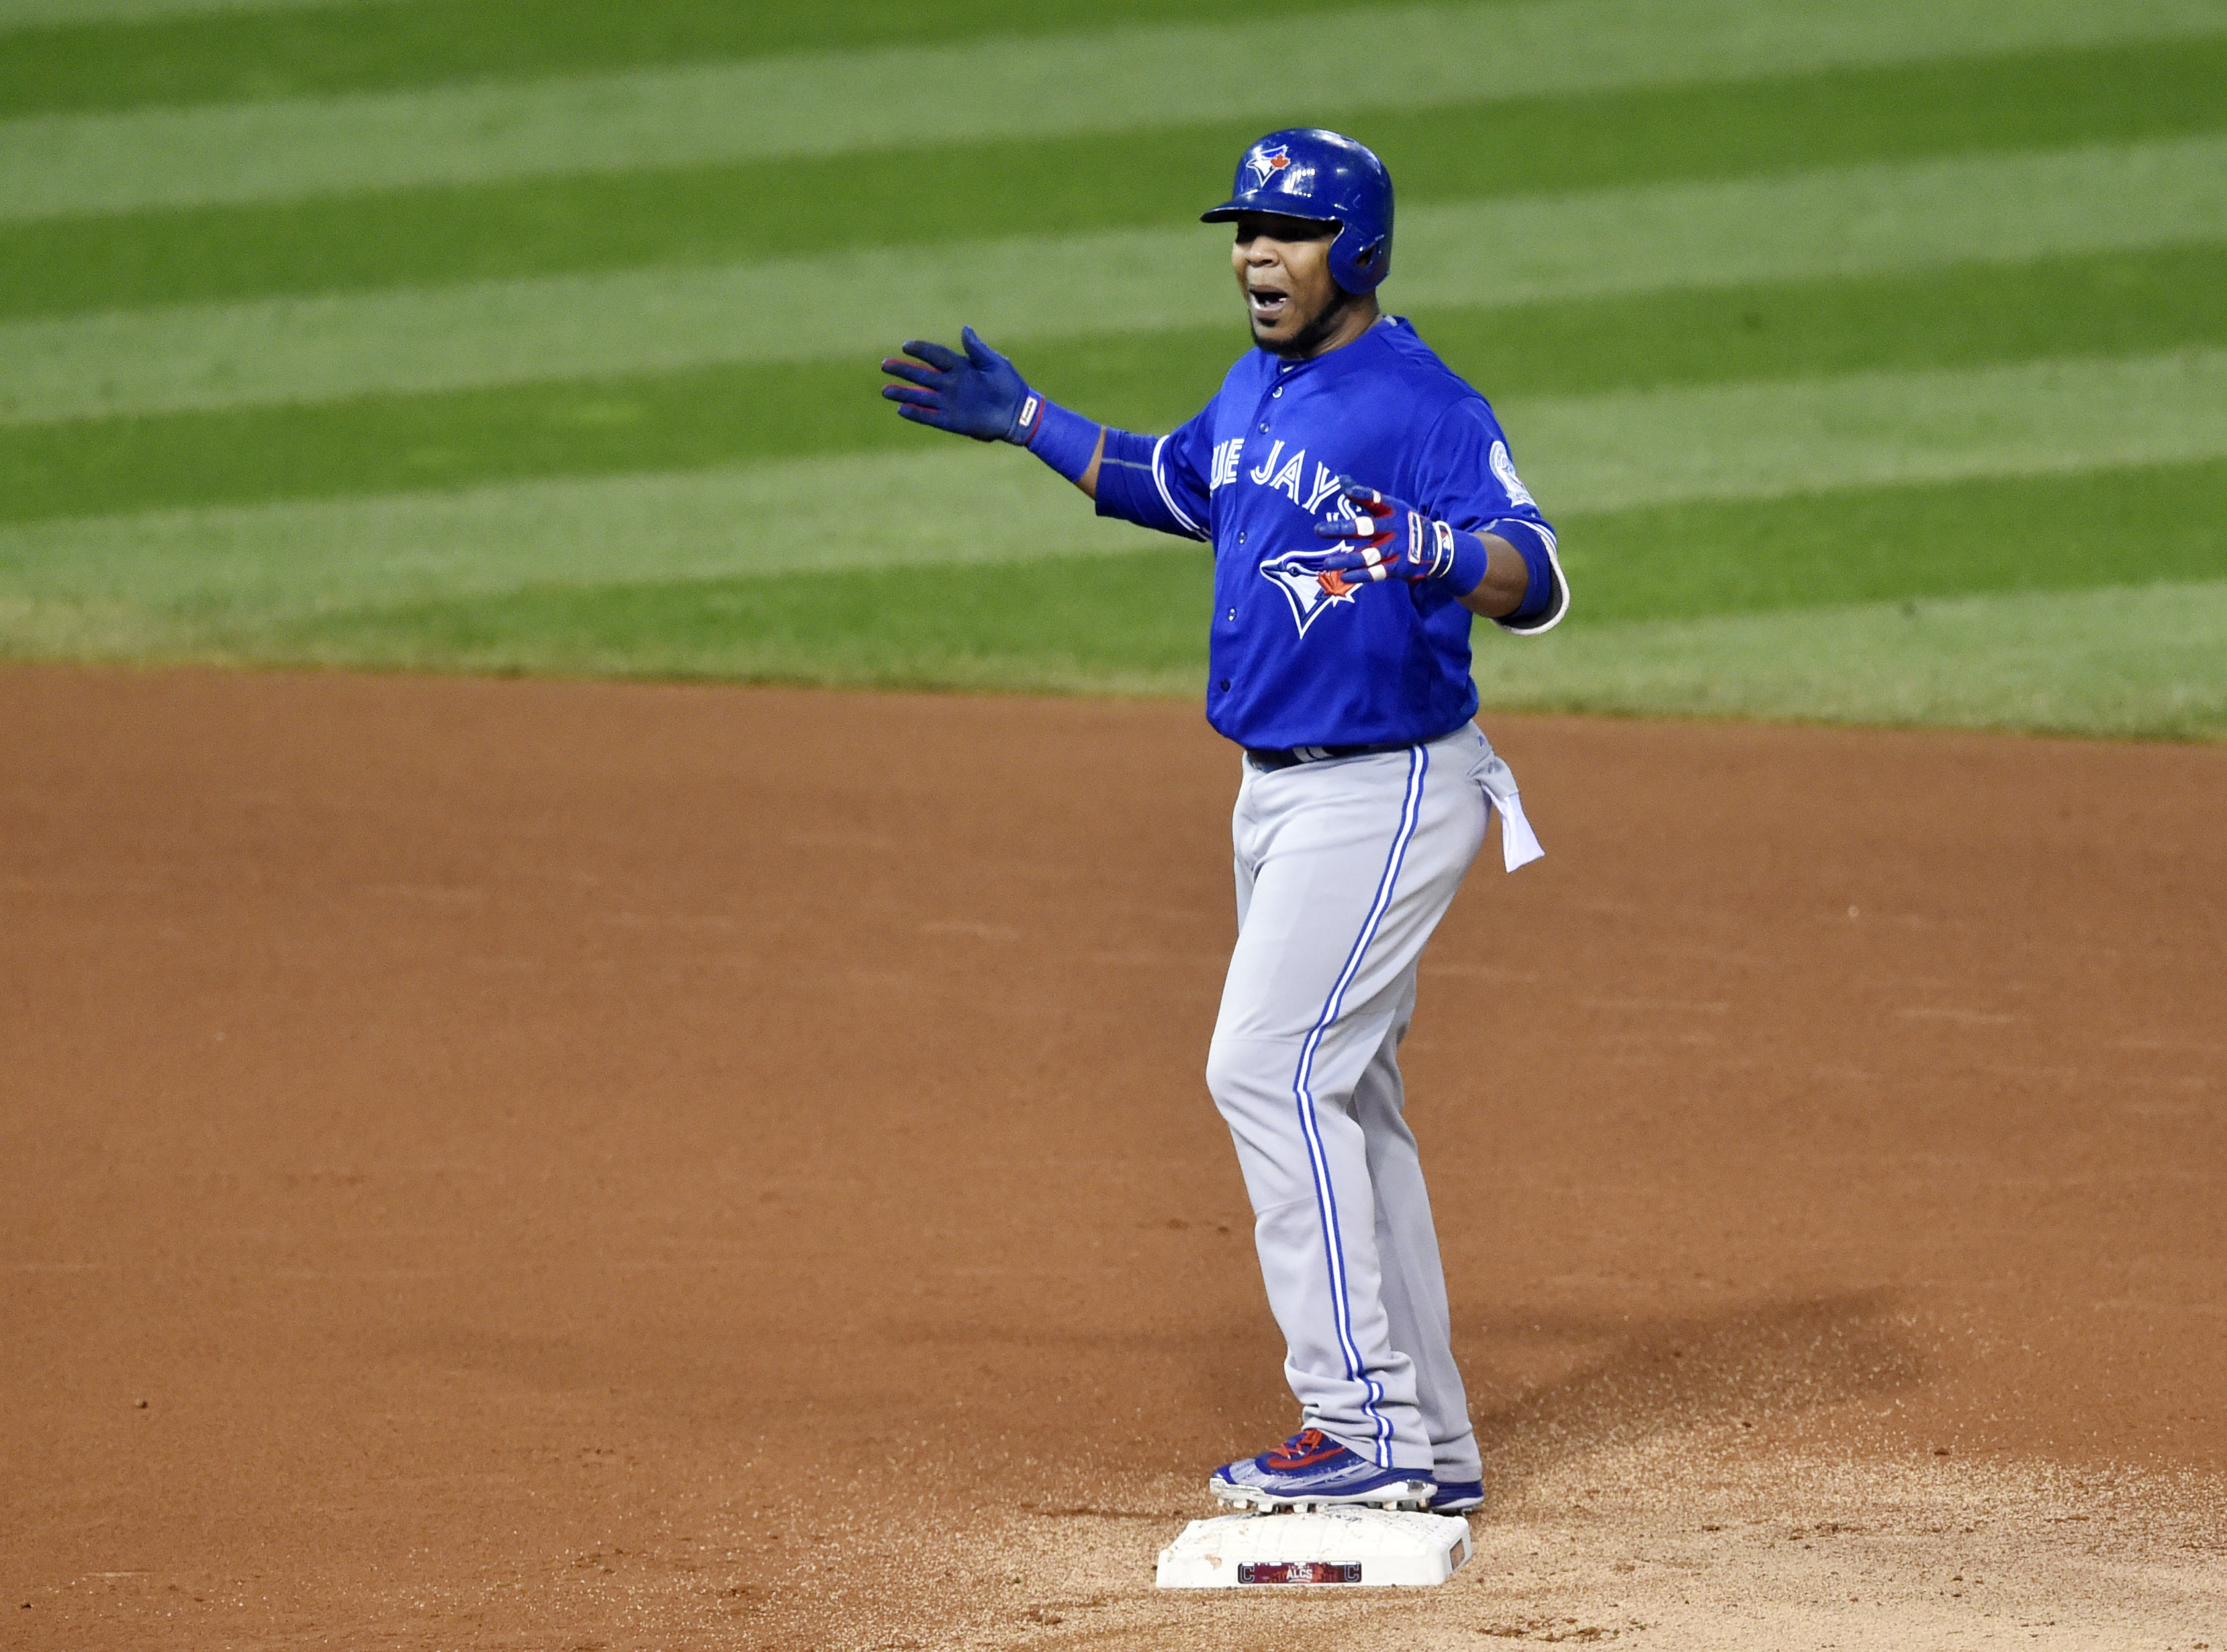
(880, 128, 1567, 1516)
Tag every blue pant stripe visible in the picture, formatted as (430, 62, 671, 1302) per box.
(1288, 746, 1429, 1469)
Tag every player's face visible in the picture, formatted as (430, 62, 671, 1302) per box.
(1231, 213, 1345, 355)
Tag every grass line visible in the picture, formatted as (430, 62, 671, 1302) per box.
(6, 0, 2225, 218)
(5, 137, 2222, 426)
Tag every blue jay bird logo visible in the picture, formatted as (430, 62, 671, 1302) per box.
(1257, 549, 1359, 637)
(1255, 492, 1383, 635)
(1244, 144, 1293, 191)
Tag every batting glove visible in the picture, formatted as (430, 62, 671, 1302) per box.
(1308, 479, 1484, 594)
(880, 326, 1047, 445)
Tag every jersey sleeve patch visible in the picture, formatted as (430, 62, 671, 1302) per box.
(1488, 440, 1535, 510)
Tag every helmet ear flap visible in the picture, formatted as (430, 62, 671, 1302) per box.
(1330, 229, 1390, 296)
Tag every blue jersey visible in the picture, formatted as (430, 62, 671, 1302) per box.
(1095, 318, 1567, 751)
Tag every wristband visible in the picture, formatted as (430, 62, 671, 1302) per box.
(1445, 528, 1489, 596)
(1020, 398, 1102, 483)
(1484, 518, 1557, 616)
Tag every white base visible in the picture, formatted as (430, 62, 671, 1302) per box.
(1154, 1507, 1473, 1589)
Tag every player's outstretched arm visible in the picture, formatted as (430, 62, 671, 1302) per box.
(879, 327, 1107, 497)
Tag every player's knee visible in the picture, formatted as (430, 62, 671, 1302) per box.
(1203, 1038, 1241, 1111)
(1204, 1034, 1282, 1120)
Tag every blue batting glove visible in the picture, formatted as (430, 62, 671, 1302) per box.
(879, 326, 1046, 445)
(1308, 479, 1465, 586)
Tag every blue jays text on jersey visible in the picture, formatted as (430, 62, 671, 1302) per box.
(1093, 317, 1568, 752)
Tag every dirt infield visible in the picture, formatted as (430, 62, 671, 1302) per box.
(3, 666, 2222, 1649)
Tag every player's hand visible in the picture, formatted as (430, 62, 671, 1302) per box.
(1308, 480, 1461, 588)
(880, 326, 1042, 444)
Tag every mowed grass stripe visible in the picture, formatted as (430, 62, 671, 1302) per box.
(7, 0, 2224, 220)
(0, 449, 1150, 613)
(11, 244, 2224, 528)
(0, 0, 1377, 117)
(12, 38, 2225, 321)
(0, 547, 1222, 696)
(6, 352, 2224, 614)
(1553, 460, 2227, 623)
(1469, 582, 2227, 739)
(0, 0, 355, 28)
(7, 137, 2222, 428)
(1518, 349, 2227, 512)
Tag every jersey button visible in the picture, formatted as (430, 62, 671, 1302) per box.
(1271, 387, 1283, 398)
(1258, 421, 1269, 432)
(1237, 533, 1246, 543)
(1218, 680, 1232, 691)
(1226, 608, 1236, 621)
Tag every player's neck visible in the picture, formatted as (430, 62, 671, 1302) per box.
(1271, 291, 1383, 361)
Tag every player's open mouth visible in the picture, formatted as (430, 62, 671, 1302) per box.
(1248, 287, 1290, 323)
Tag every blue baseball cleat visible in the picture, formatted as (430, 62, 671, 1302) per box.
(1208, 1429, 1435, 1512)
(1428, 1479, 1485, 1514)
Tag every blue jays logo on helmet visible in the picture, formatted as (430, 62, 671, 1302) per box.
(1243, 142, 1293, 191)
(1201, 128, 1396, 295)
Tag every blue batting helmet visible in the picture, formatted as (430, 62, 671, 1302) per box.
(1200, 128, 1395, 294)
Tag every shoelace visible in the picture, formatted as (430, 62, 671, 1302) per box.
(1263, 1429, 1345, 1470)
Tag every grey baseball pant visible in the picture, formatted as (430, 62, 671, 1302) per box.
(1206, 720, 1539, 1483)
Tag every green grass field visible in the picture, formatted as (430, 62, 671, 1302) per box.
(2, 0, 2222, 737)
